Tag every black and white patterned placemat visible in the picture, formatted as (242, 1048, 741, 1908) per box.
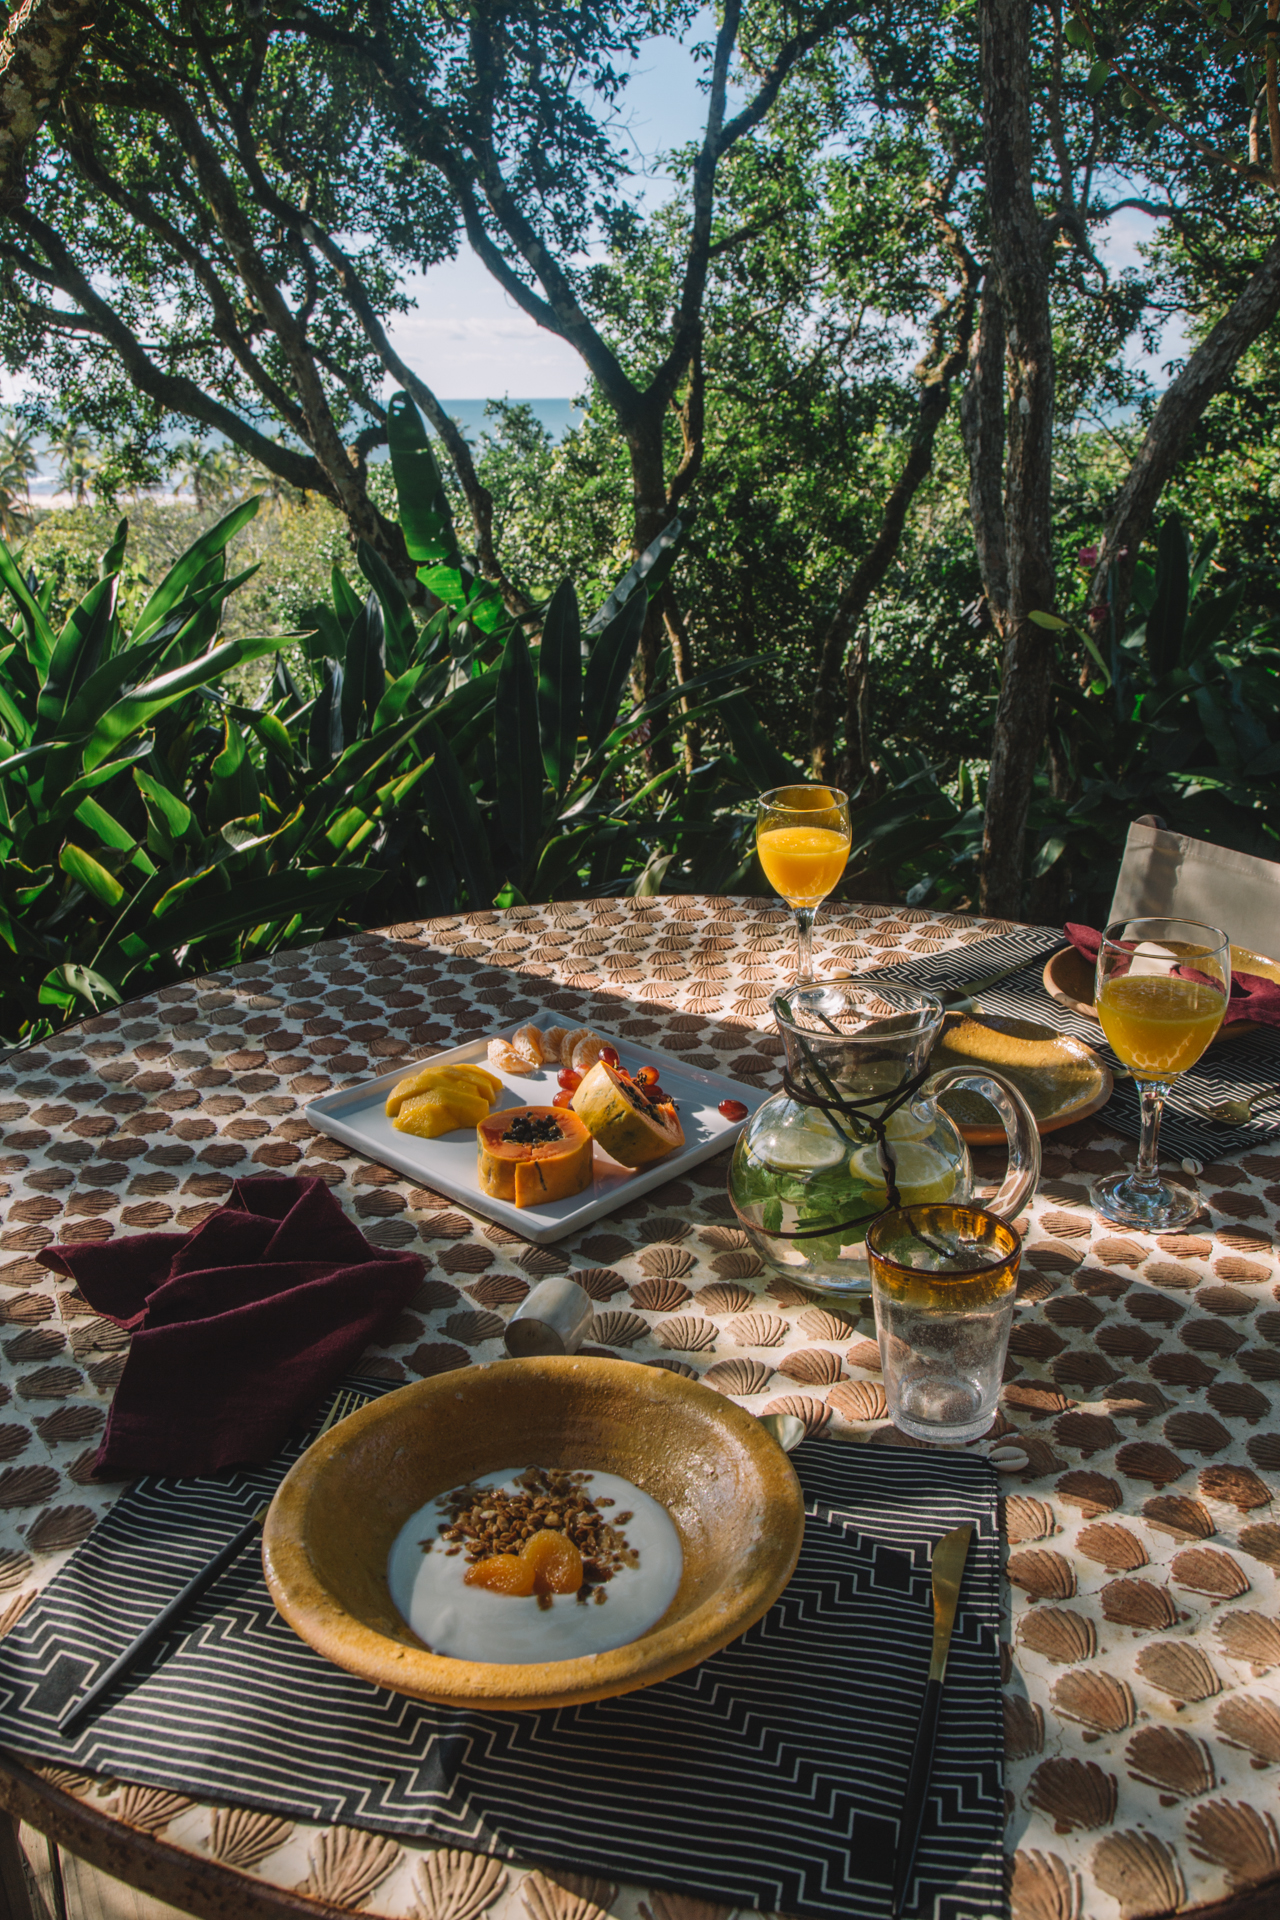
(0, 1423, 1003, 1920)
(872, 924, 1280, 1160)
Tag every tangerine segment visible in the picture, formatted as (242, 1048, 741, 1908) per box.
(462, 1529, 584, 1597)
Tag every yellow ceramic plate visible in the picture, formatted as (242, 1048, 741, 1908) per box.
(933, 1010, 1113, 1145)
(1043, 942, 1278, 1042)
(263, 1357, 804, 1714)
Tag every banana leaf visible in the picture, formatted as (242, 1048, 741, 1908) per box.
(130, 499, 260, 646)
(494, 623, 542, 870)
(536, 580, 581, 793)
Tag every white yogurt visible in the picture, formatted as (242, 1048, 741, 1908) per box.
(387, 1469, 683, 1663)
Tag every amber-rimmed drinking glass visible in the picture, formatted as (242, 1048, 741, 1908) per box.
(867, 1203, 1021, 1443)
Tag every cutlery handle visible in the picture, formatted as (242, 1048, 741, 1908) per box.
(60, 1514, 261, 1735)
(890, 1676, 942, 1918)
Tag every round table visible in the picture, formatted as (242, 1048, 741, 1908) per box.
(0, 896, 1276, 1920)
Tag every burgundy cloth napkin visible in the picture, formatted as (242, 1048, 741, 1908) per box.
(41, 1176, 423, 1478)
(1065, 923, 1280, 1028)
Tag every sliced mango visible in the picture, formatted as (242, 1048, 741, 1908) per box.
(386, 1060, 501, 1118)
(393, 1086, 493, 1137)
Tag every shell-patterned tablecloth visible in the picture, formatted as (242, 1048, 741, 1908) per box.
(0, 896, 1276, 1920)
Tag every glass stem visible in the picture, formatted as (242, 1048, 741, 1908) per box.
(794, 907, 816, 983)
(1133, 1079, 1169, 1184)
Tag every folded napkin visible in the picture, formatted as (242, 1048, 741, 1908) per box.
(41, 1176, 423, 1478)
(1065, 923, 1280, 1028)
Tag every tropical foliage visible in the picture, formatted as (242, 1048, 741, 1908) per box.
(0, 395, 776, 1048)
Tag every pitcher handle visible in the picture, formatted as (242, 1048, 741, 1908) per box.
(924, 1066, 1041, 1222)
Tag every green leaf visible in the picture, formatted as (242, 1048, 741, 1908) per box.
(207, 715, 261, 830)
(134, 768, 192, 837)
(719, 692, 806, 789)
(1146, 514, 1190, 678)
(420, 719, 498, 909)
(100, 518, 129, 582)
(39, 961, 121, 1010)
(584, 515, 686, 635)
(59, 841, 125, 908)
(134, 767, 193, 860)
(0, 538, 56, 670)
(331, 564, 364, 630)
(152, 865, 379, 949)
(1086, 57, 1110, 92)
(372, 661, 431, 734)
(493, 880, 529, 908)
(309, 657, 344, 768)
(130, 498, 260, 645)
(340, 593, 386, 743)
(239, 707, 294, 763)
(80, 632, 279, 770)
(74, 795, 155, 875)
(536, 580, 582, 793)
(494, 623, 543, 869)
(388, 393, 462, 568)
(582, 590, 645, 751)
(1028, 610, 1069, 632)
(1031, 833, 1067, 877)
(357, 539, 416, 678)
(36, 574, 118, 741)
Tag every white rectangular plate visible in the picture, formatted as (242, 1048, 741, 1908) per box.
(305, 1024, 770, 1244)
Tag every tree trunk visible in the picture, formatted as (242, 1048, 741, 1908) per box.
(977, 0, 1057, 919)
(958, 275, 1009, 623)
(1088, 228, 1280, 627)
(0, 0, 93, 214)
(836, 624, 873, 798)
(809, 369, 964, 778)
(625, 404, 681, 770)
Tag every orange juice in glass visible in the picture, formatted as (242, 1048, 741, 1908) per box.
(1091, 918, 1230, 1230)
(756, 785, 851, 981)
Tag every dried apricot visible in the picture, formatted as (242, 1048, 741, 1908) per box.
(463, 1528, 584, 1597)
(520, 1528, 584, 1593)
(464, 1551, 535, 1595)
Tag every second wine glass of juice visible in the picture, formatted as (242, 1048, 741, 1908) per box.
(756, 785, 851, 982)
(1091, 916, 1230, 1230)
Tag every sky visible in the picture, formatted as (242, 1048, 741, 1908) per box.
(5, 21, 1175, 440)
(381, 26, 712, 400)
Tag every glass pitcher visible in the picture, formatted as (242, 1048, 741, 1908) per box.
(728, 978, 1041, 1296)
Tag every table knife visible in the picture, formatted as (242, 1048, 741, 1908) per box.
(890, 1523, 974, 1918)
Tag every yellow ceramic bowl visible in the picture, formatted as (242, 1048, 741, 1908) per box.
(262, 1357, 805, 1713)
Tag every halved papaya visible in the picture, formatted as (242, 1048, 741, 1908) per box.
(477, 1105, 594, 1208)
(570, 1061, 684, 1167)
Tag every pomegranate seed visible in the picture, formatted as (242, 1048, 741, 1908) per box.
(718, 1098, 749, 1122)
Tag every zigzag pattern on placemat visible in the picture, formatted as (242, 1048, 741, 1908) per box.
(869, 925, 1280, 1158)
(0, 1439, 1004, 1920)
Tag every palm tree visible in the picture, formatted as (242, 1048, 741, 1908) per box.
(47, 420, 97, 506)
(173, 438, 236, 508)
(0, 416, 38, 538)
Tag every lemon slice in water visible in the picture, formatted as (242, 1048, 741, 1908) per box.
(869, 1100, 934, 1143)
(750, 1109, 847, 1172)
(849, 1140, 959, 1204)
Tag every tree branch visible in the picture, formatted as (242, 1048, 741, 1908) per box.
(0, 0, 94, 213)
(1088, 226, 1280, 622)
(7, 205, 330, 494)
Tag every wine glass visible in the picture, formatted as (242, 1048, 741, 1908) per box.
(755, 785, 851, 983)
(1091, 917, 1231, 1230)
